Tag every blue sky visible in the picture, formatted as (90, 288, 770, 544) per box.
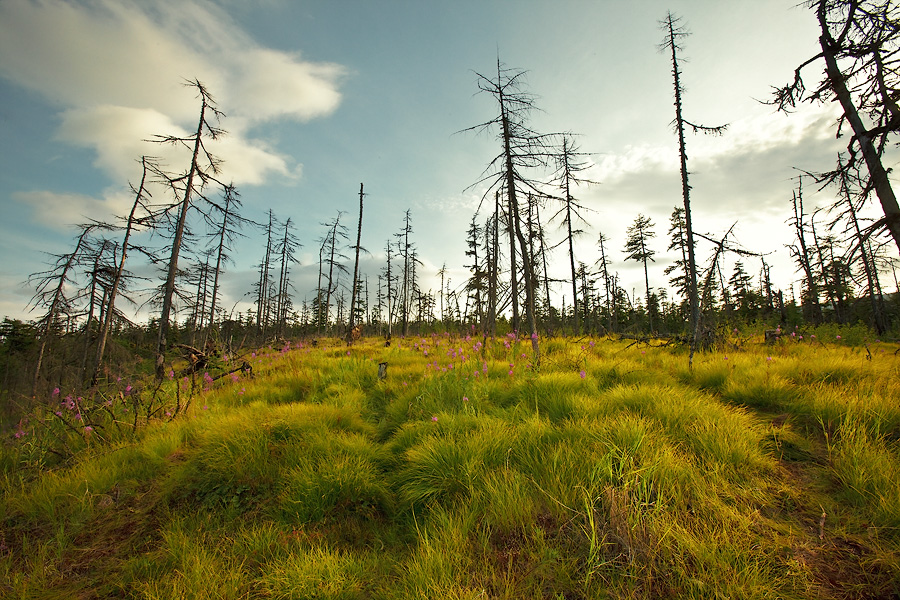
(0, 0, 861, 323)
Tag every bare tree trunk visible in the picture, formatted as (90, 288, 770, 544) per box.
(818, 3, 900, 251)
(203, 185, 236, 350)
(666, 15, 700, 339)
(93, 160, 150, 384)
(33, 228, 90, 396)
(325, 219, 339, 335)
(80, 242, 107, 382)
(347, 183, 365, 344)
(156, 94, 210, 380)
(791, 182, 824, 323)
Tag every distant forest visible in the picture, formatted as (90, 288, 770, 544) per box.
(3, 3, 900, 431)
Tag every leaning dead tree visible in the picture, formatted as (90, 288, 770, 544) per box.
(152, 80, 224, 380)
(91, 156, 158, 385)
(787, 176, 825, 324)
(202, 183, 247, 350)
(772, 0, 900, 253)
(28, 224, 95, 396)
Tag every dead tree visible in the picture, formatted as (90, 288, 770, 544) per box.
(152, 80, 224, 380)
(596, 232, 613, 333)
(274, 217, 301, 337)
(203, 183, 247, 350)
(787, 176, 824, 323)
(771, 0, 900, 253)
(28, 225, 94, 396)
(396, 210, 415, 336)
(347, 183, 366, 344)
(255, 210, 275, 339)
(660, 12, 728, 342)
(318, 212, 349, 334)
(463, 58, 558, 363)
(823, 161, 890, 332)
(91, 157, 157, 384)
(549, 134, 596, 335)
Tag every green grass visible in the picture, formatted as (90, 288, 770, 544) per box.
(2, 333, 899, 599)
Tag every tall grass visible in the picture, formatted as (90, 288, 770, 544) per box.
(2, 333, 899, 598)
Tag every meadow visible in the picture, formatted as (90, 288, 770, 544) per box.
(1, 331, 899, 599)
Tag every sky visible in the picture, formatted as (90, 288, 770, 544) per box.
(0, 0, 877, 325)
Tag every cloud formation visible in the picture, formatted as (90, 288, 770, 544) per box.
(0, 0, 344, 221)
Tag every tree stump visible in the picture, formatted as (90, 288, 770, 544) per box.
(378, 362, 387, 380)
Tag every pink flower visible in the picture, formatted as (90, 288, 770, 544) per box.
(203, 405, 209, 410)
(579, 370, 586, 379)
(463, 396, 469, 403)
(84, 426, 93, 433)
(431, 416, 438, 422)
(52, 387, 60, 397)
(836, 335, 842, 339)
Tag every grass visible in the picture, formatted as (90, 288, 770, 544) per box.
(2, 332, 899, 598)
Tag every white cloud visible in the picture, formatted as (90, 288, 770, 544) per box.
(227, 48, 344, 123)
(13, 188, 132, 227)
(56, 106, 183, 183)
(0, 0, 344, 210)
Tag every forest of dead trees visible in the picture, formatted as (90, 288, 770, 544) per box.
(3, 2, 900, 424)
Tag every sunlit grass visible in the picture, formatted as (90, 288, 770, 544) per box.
(3, 333, 899, 598)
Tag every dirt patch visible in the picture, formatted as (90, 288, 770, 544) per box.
(794, 536, 899, 599)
